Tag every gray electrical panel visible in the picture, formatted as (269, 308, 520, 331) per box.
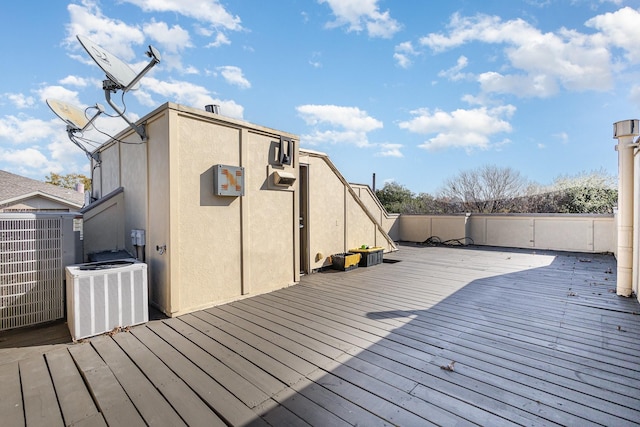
(213, 164, 245, 196)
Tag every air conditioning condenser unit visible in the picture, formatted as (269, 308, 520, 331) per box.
(66, 258, 148, 341)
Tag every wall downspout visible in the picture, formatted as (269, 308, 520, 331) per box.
(613, 120, 638, 297)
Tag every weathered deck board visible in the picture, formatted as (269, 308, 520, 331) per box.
(217, 303, 348, 359)
(196, 308, 319, 377)
(0, 361, 24, 427)
(286, 273, 640, 399)
(19, 355, 64, 427)
(206, 305, 337, 369)
(156, 316, 287, 399)
(111, 331, 225, 427)
(90, 335, 187, 426)
(45, 348, 102, 426)
(128, 324, 271, 427)
(69, 412, 108, 427)
(211, 304, 468, 425)
(267, 382, 352, 427)
(181, 312, 307, 386)
(68, 342, 146, 427)
(258, 290, 592, 425)
(144, 319, 271, 409)
(2, 244, 640, 426)
(286, 374, 391, 426)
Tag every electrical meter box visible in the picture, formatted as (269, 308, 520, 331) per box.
(213, 164, 245, 196)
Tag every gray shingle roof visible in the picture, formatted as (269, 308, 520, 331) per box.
(0, 170, 85, 207)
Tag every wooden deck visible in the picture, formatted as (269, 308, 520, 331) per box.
(1, 243, 640, 426)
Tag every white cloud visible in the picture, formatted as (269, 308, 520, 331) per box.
(154, 53, 188, 73)
(420, 13, 538, 52)
(318, 0, 401, 38)
(135, 77, 244, 118)
(438, 56, 471, 82)
(205, 32, 231, 48)
(0, 134, 90, 178)
(66, 2, 145, 62)
(309, 52, 322, 68)
(460, 93, 487, 106)
(195, 25, 213, 37)
(0, 147, 53, 169)
(184, 65, 199, 75)
(59, 75, 91, 87)
(586, 7, 640, 62)
(553, 131, 569, 144)
(297, 104, 383, 148)
(0, 122, 89, 176)
(297, 104, 382, 132)
(376, 143, 403, 157)
(4, 93, 35, 109)
(302, 129, 374, 148)
(477, 72, 558, 98)
(121, 0, 242, 31)
(0, 116, 59, 144)
(46, 131, 95, 170)
(36, 85, 84, 106)
(65, 1, 234, 80)
(143, 21, 192, 54)
(124, 0, 243, 51)
(66, 2, 189, 82)
(217, 66, 251, 89)
(394, 41, 418, 68)
(419, 12, 617, 97)
(398, 104, 515, 151)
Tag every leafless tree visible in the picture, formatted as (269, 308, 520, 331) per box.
(438, 164, 528, 213)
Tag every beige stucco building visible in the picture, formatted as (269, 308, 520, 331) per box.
(83, 102, 396, 317)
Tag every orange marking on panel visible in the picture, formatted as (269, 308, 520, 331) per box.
(222, 168, 243, 193)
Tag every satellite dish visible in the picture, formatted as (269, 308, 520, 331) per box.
(77, 35, 139, 91)
(76, 35, 161, 140)
(46, 99, 104, 163)
(46, 99, 89, 131)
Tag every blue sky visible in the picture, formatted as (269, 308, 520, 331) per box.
(2, 0, 640, 194)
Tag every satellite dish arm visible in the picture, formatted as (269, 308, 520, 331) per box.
(102, 45, 160, 140)
(104, 87, 147, 140)
(79, 104, 104, 132)
(66, 127, 101, 163)
(123, 45, 161, 93)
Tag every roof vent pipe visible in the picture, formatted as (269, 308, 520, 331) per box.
(613, 119, 638, 297)
(205, 104, 220, 114)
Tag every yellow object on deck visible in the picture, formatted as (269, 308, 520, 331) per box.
(349, 247, 384, 267)
(331, 252, 361, 271)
